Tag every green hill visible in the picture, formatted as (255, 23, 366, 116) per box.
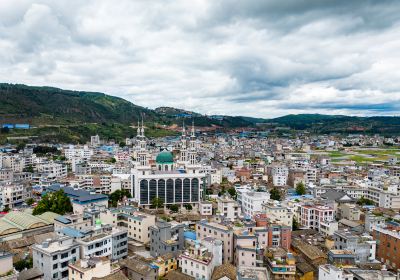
(1, 83, 400, 144)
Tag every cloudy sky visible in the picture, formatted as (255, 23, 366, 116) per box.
(1, 0, 400, 118)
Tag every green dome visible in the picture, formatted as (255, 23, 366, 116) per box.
(156, 151, 174, 164)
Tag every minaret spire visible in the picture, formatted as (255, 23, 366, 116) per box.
(191, 119, 195, 137)
(137, 120, 140, 137)
(141, 114, 145, 137)
(182, 120, 186, 136)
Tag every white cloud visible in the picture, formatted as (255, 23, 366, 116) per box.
(1, 0, 400, 118)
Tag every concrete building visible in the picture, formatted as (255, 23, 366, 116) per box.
(262, 201, 294, 227)
(199, 201, 213, 216)
(75, 224, 128, 261)
(265, 248, 296, 280)
(32, 236, 80, 280)
(333, 230, 376, 263)
(178, 237, 222, 280)
(37, 163, 67, 179)
(373, 225, 400, 270)
(120, 258, 158, 280)
(196, 221, 233, 264)
(299, 204, 336, 235)
(240, 191, 270, 218)
(319, 264, 353, 280)
(68, 257, 111, 280)
(150, 221, 185, 257)
(99, 206, 156, 244)
(216, 196, 241, 221)
(0, 183, 31, 209)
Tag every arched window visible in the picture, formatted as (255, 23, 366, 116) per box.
(175, 179, 182, 203)
(158, 179, 166, 202)
(191, 178, 199, 202)
(140, 180, 148, 205)
(166, 179, 174, 203)
(149, 179, 157, 203)
(183, 179, 191, 202)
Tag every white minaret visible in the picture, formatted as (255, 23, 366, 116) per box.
(180, 121, 188, 163)
(188, 120, 197, 165)
(136, 117, 149, 167)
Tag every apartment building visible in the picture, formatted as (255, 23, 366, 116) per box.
(178, 237, 222, 280)
(37, 162, 67, 178)
(333, 230, 376, 263)
(75, 225, 128, 261)
(265, 248, 296, 280)
(32, 236, 80, 280)
(234, 228, 262, 267)
(150, 221, 185, 258)
(0, 183, 31, 209)
(100, 206, 156, 244)
(319, 264, 353, 280)
(0, 154, 25, 172)
(68, 258, 112, 280)
(299, 204, 336, 235)
(271, 165, 288, 187)
(199, 201, 213, 216)
(373, 225, 400, 270)
(240, 191, 270, 217)
(196, 221, 233, 263)
(216, 196, 241, 221)
(262, 201, 294, 227)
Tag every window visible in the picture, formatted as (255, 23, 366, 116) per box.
(53, 264, 58, 269)
(52, 255, 58, 260)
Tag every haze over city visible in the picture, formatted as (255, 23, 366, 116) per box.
(1, 0, 400, 117)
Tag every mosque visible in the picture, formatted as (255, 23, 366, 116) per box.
(131, 121, 205, 208)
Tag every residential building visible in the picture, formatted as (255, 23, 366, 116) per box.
(318, 264, 353, 280)
(373, 225, 400, 270)
(32, 236, 80, 280)
(216, 196, 241, 221)
(150, 220, 185, 257)
(262, 201, 294, 227)
(333, 230, 376, 263)
(299, 204, 336, 235)
(178, 237, 222, 280)
(68, 257, 112, 280)
(240, 191, 270, 218)
(265, 248, 296, 280)
(199, 201, 213, 216)
(120, 258, 158, 280)
(99, 206, 156, 244)
(196, 221, 233, 264)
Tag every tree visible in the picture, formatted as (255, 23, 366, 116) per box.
(169, 204, 179, 213)
(270, 187, 281, 201)
(357, 196, 374, 206)
(32, 190, 73, 215)
(14, 258, 33, 272)
(26, 198, 35, 206)
(3, 205, 10, 212)
(0, 127, 9, 134)
(109, 189, 131, 207)
(151, 197, 164, 209)
(23, 165, 34, 173)
(227, 187, 237, 199)
(184, 204, 193, 210)
(295, 182, 306, 195)
(292, 217, 300, 231)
